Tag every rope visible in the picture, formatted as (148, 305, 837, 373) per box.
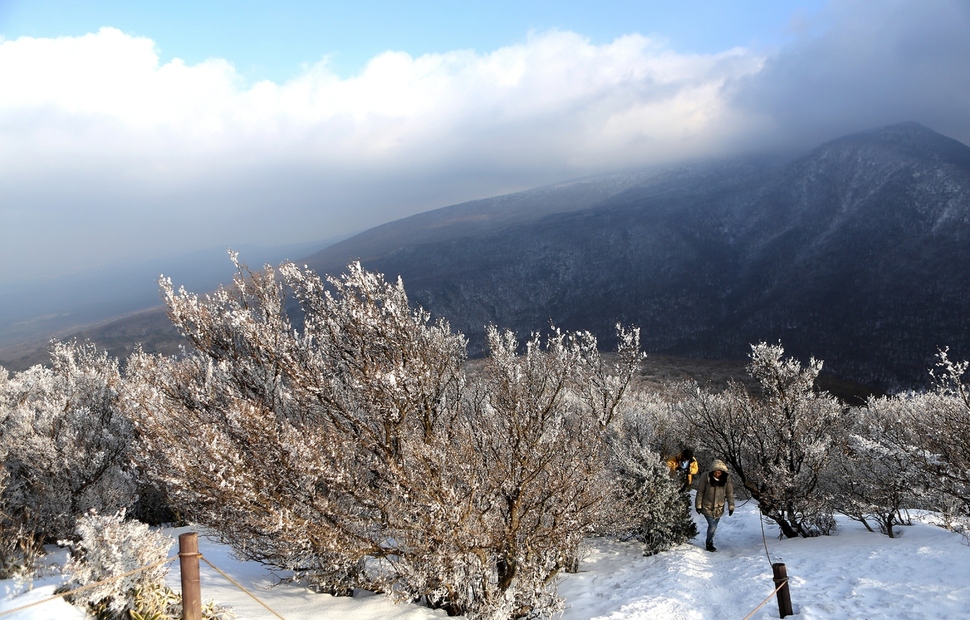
(744, 497, 786, 620)
(0, 555, 178, 618)
(759, 507, 774, 566)
(740, 578, 788, 620)
(200, 555, 287, 620)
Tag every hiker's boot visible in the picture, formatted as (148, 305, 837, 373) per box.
(706, 543, 717, 552)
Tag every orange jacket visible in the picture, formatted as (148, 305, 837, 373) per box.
(666, 454, 699, 485)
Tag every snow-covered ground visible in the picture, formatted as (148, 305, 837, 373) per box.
(3, 497, 970, 619)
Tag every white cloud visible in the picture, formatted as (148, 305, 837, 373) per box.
(733, 0, 970, 149)
(0, 28, 765, 174)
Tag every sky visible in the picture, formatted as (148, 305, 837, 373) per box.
(1, 0, 969, 284)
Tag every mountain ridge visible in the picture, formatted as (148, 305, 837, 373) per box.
(304, 122, 970, 389)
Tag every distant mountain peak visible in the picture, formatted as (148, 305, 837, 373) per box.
(815, 122, 970, 167)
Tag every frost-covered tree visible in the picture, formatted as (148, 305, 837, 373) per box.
(823, 402, 924, 537)
(461, 324, 641, 617)
(681, 342, 845, 538)
(0, 340, 136, 543)
(127, 256, 642, 619)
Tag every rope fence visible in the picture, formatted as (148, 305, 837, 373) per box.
(0, 554, 178, 618)
(740, 577, 789, 620)
(0, 533, 288, 620)
(2, 527, 788, 620)
(199, 555, 286, 620)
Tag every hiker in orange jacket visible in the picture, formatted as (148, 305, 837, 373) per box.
(666, 448, 699, 491)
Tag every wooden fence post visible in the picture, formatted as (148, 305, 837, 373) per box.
(179, 532, 202, 620)
(772, 562, 793, 618)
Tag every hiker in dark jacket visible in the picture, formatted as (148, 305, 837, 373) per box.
(695, 459, 735, 552)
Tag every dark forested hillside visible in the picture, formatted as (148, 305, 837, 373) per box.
(5, 123, 968, 391)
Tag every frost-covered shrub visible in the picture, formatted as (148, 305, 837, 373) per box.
(614, 446, 697, 555)
(455, 324, 642, 618)
(61, 511, 174, 618)
(608, 398, 698, 554)
(61, 511, 233, 620)
(0, 511, 46, 580)
(0, 341, 136, 542)
(127, 256, 643, 620)
(935, 496, 970, 544)
(126, 259, 469, 596)
(0, 477, 47, 581)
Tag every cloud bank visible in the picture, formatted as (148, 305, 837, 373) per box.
(1, 0, 968, 282)
(737, 0, 970, 150)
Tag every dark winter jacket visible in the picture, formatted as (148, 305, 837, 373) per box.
(695, 459, 735, 519)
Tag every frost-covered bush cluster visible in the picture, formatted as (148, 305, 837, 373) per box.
(7, 255, 970, 618)
(123, 257, 644, 619)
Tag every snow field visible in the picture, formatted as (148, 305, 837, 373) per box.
(4, 498, 970, 619)
(558, 498, 970, 619)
